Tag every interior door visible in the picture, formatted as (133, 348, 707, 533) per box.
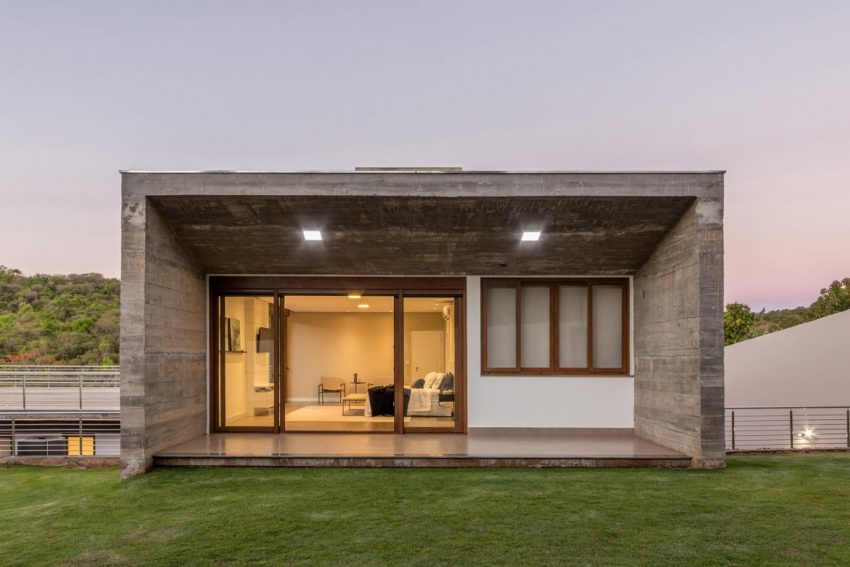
(411, 331, 445, 379)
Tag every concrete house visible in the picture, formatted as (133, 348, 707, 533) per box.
(119, 169, 725, 478)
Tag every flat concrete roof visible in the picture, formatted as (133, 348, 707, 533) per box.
(121, 169, 726, 174)
(124, 170, 723, 275)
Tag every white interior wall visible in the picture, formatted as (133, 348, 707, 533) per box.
(466, 276, 635, 428)
(286, 312, 394, 401)
(403, 312, 446, 382)
(223, 297, 246, 421)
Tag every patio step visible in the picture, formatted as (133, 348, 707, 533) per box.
(153, 454, 693, 468)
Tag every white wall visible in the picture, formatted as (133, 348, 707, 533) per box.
(286, 312, 394, 401)
(466, 276, 634, 428)
(726, 309, 850, 407)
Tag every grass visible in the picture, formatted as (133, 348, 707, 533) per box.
(1, 454, 849, 566)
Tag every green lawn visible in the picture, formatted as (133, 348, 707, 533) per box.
(1, 455, 849, 566)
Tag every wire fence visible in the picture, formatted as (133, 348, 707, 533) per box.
(726, 406, 850, 451)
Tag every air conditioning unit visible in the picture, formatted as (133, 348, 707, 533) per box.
(15, 435, 68, 456)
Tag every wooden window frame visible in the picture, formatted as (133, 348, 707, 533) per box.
(481, 277, 630, 376)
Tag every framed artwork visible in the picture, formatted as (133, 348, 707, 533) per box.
(226, 317, 242, 352)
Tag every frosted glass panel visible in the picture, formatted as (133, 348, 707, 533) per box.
(592, 286, 623, 368)
(521, 286, 550, 368)
(487, 287, 516, 367)
(558, 286, 587, 367)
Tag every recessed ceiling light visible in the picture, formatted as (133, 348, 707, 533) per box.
(348, 293, 362, 299)
(521, 231, 541, 241)
(303, 229, 322, 241)
(357, 304, 370, 309)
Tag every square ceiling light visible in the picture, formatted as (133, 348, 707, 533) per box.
(303, 229, 323, 241)
(521, 231, 541, 241)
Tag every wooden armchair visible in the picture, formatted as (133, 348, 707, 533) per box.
(317, 376, 344, 405)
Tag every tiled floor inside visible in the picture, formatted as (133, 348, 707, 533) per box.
(156, 429, 685, 459)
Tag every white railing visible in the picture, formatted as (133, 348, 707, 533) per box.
(0, 414, 120, 457)
(726, 406, 850, 451)
(0, 365, 120, 411)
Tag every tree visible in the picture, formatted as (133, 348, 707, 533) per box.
(724, 302, 755, 346)
(809, 278, 850, 320)
(0, 267, 119, 364)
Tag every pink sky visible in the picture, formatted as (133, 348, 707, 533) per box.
(1, 1, 848, 310)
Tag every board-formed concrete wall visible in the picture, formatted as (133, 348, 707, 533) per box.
(633, 198, 724, 468)
(120, 170, 724, 475)
(120, 195, 207, 478)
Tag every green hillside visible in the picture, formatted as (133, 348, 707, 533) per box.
(0, 266, 119, 365)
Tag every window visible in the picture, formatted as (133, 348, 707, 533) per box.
(481, 278, 629, 375)
(67, 436, 95, 456)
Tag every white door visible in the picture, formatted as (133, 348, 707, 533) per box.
(411, 331, 445, 380)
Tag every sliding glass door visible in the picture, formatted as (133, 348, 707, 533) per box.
(281, 294, 395, 433)
(216, 294, 277, 431)
(211, 278, 466, 434)
(401, 296, 461, 431)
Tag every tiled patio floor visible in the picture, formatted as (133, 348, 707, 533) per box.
(154, 429, 690, 467)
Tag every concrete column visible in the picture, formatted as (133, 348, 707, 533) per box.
(633, 194, 724, 468)
(120, 192, 207, 478)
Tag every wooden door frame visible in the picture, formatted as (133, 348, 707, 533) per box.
(209, 276, 467, 434)
(210, 290, 279, 433)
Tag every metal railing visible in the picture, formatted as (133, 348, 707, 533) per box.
(0, 414, 120, 457)
(0, 365, 119, 411)
(726, 406, 850, 451)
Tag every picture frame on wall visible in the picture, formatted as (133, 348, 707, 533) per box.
(226, 317, 242, 352)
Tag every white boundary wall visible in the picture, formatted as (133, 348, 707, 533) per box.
(725, 309, 850, 407)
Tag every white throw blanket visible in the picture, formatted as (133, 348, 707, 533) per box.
(408, 388, 433, 412)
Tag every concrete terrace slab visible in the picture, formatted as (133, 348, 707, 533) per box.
(153, 430, 690, 468)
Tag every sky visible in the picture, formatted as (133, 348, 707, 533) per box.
(1, 1, 848, 311)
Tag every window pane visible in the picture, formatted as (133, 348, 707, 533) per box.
(486, 287, 516, 368)
(592, 285, 623, 368)
(222, 295, 275, 428)
(559, 286, 588, 367)
(404, 297, 457, 429)
(521, 286, 550, 368)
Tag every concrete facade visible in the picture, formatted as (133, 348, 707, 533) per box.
(120, 195, 207, 478)
(120, 171, 724, 477)
(633, 198, 725, 467)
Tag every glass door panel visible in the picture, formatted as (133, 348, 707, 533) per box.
(220, 295, 275, 429)
(281, 294, 395, 432)
(402, 296, 458, 430)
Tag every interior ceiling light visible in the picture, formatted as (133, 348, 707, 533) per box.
(348, 293, 362, 299)
(303, 229, 322, 241)
(521, 231, 541, 241)
(357, 304, 370, 309)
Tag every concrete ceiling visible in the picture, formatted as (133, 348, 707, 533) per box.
(150, 195, 694, 275)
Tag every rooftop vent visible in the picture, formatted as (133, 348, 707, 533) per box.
(354, 166, 462, 173)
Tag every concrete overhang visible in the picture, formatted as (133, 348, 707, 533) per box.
(124, 171, 723, 275)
